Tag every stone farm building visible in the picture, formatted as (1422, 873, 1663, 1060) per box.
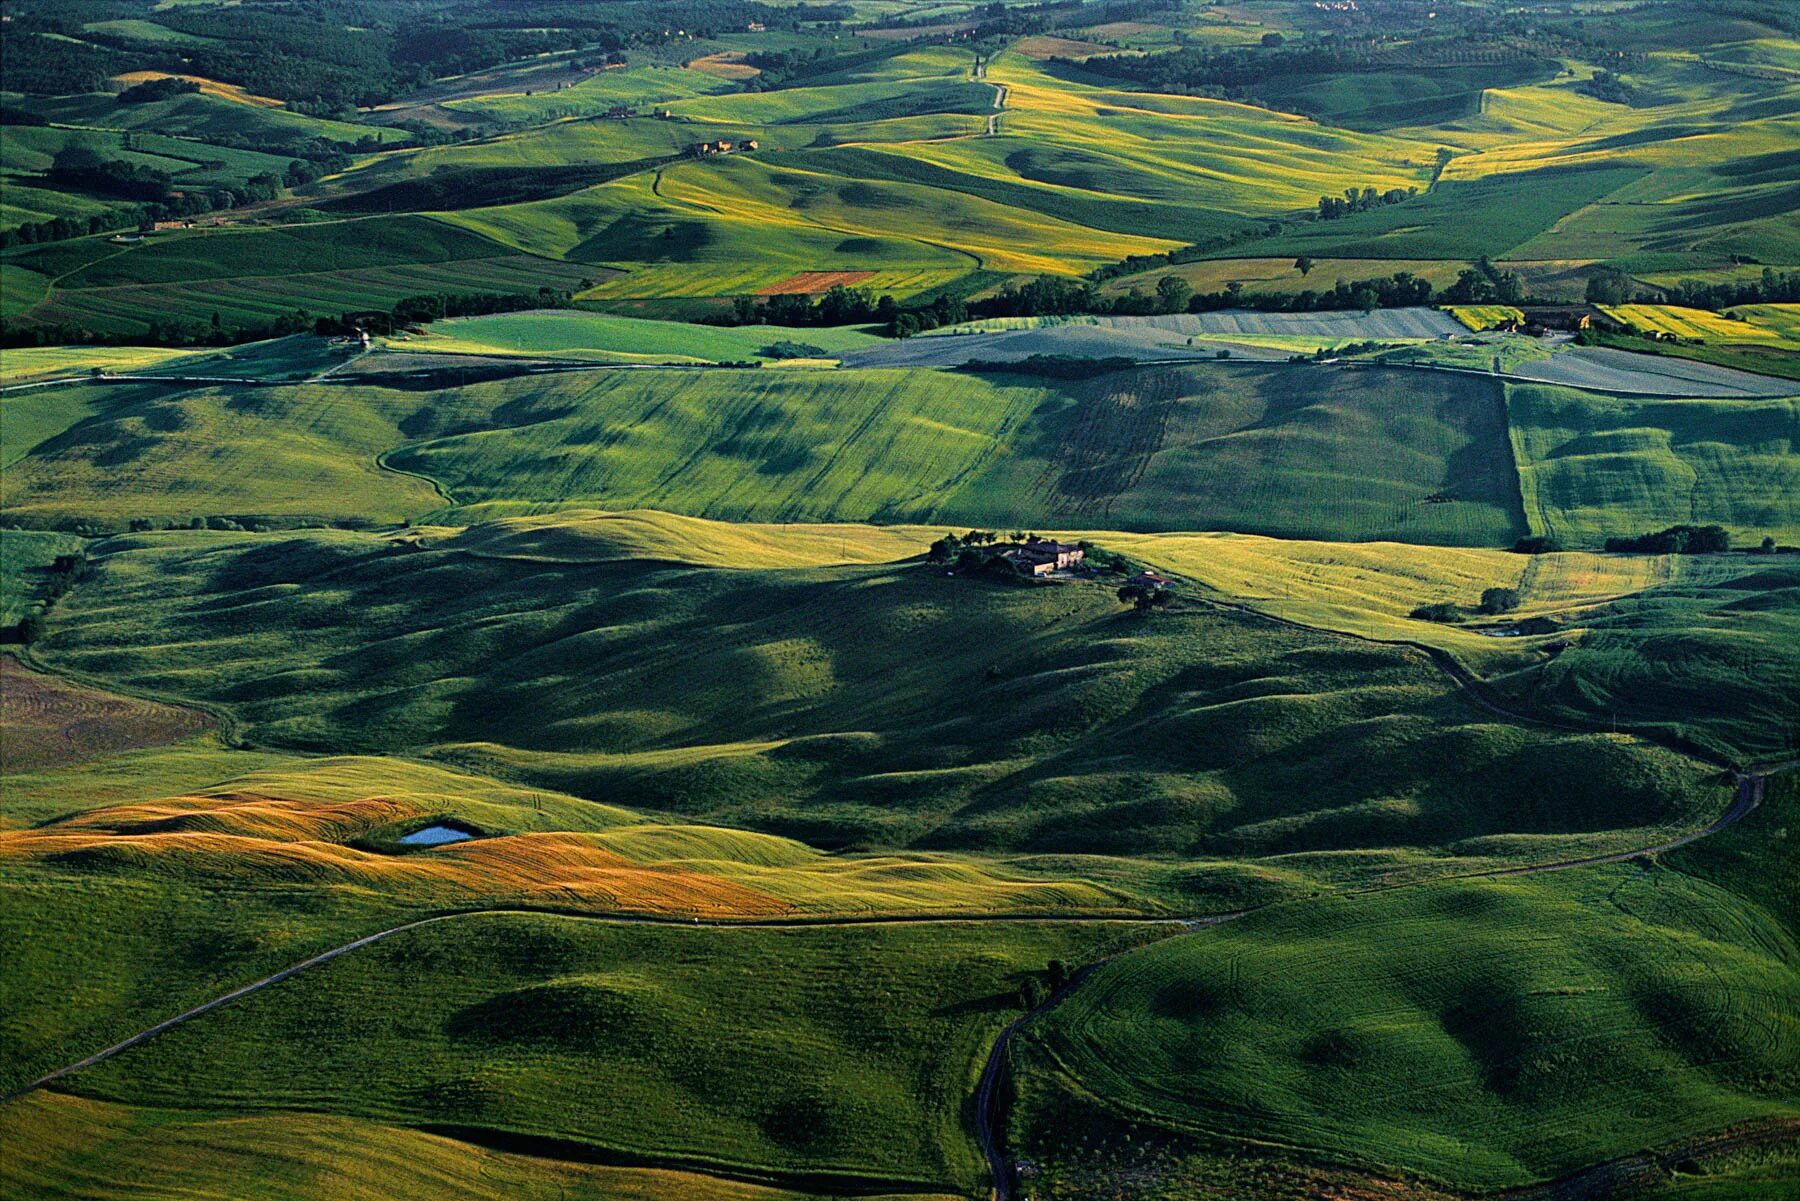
(997, 540, 1085, 576)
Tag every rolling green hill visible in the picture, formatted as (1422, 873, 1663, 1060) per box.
(1015, 775, 1800, 1192)
(51, 913, 1134, 1194)
(1507, 384, 1800, 548)
(3, 363, 1530, 546)
(30, 523, 1722, 860)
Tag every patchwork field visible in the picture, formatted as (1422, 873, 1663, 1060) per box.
(5, 2, 1798, 1197)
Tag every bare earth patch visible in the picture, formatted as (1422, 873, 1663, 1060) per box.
(755, 271, 877, 296)
(687, 52, 761, 80)
(1, 658, 213, 774)
(1014, 35, 1118, 60)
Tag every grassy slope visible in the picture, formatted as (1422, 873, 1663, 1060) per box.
(5, 219, 594, 336)
(27, 525, 1722, 863)
(1490, 558, 1800, 763)
(12, 362, 1532, 544)
(55, 913, 1135, 1193)
(0, 1092, 964, 1201)
(1017, 776, 1800, 1191)
(943, 365, 1525, 546)
(0, 528, 86, 624)
(386, 364, 1525, 545)
(1507, 383, 1800, 548)
(1, 380, 447, 527)
(1020, 870, 1798, 1188)
(397, 311, 884, 364)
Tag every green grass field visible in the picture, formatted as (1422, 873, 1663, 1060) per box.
(396, 311, 884, 364)
(1, 1092, 964, 1201)
(1019, 863, 1798, 1189)
(387, 364, 1528, 545)
(4, 363, 1528, 544)
(5, 6, 1798, 1195)
(26, 522, 1724, 861)
(1508, 384, 1800, 548)
(46, 913, 1136, 1193)
(1017, 774, 1800, 1191)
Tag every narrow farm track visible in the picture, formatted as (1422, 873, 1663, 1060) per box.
(0, 909, 1185, 1107)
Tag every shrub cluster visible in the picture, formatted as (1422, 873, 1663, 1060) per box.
(9, 551, 88, 645)
(1604, 525, 1730, 554)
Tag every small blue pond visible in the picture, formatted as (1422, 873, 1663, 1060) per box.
(399, 824, 476, 847)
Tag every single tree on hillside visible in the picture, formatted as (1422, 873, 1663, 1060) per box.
(1480, 587, 1521, 615)
(1295, 255, 1315, 277)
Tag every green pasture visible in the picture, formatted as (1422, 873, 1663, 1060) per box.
(55, 914, 1133, 1194)
(3, 1092, 957, 1201)
(1508, 384, 1800, 548)
(28, 524, 1721, 860)
(6, 363, 1528, 545)
(1019, 859, 1798, 1190)
(15, 90, 400, 149)
(1018, 771, 1800, 1190)
(397, 311, 883, 363)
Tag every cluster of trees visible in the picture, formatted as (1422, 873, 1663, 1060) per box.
(8, 551, 88, 646)
(1117, 580, 1172, 612)
(1604, 525, 1730, 554)
(1409, 587, 1518, 624)
(927, 530, 1034, 581)
(330, 285, 579, 334)
(1652, 268, 1800, 312)
(117, 76, 200, 104)
(889, 266, 1458, 332)
(724, 284, 899, 328)
(1578, 69, 1636, 105)
(759, 340, 829, 360)
(1441, 258, 1527, 305)
(48, 146, 192, 203)
(1317, 185, 1417, 221)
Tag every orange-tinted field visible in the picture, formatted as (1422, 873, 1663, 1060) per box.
(687, 52, 761, 80)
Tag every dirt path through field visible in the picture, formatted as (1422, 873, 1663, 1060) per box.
(0, 910, 1184, 1106)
